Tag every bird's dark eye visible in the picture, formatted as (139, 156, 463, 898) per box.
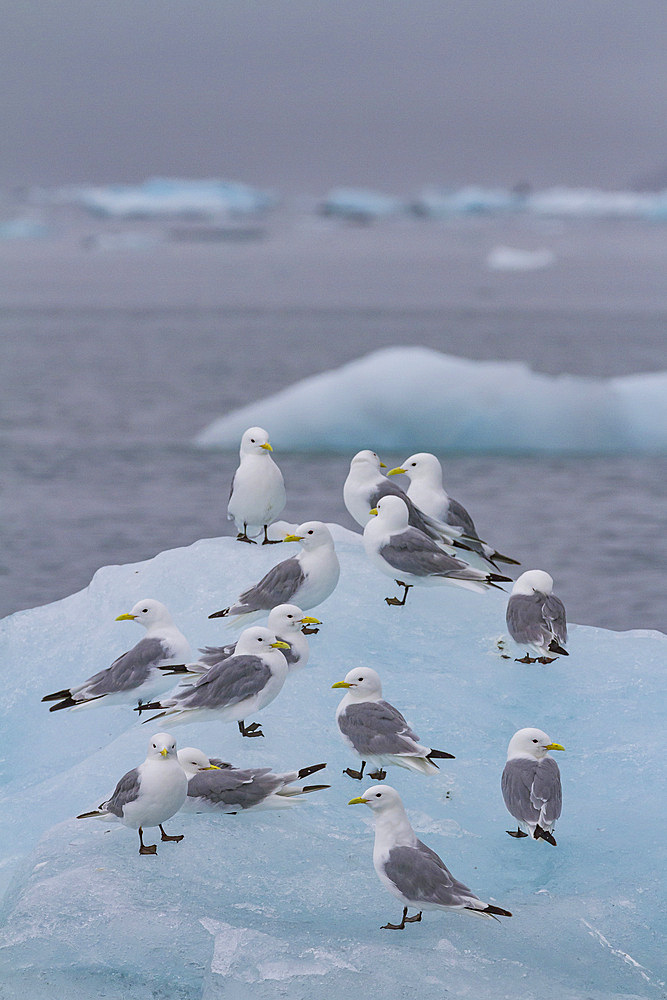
(250, 438, 255, 443)
(152, 743, 157, 748)
(258, 637, 263, 642)
(358, 677, 363, 681)
(142, 608, 148, 613)
(287, 614, 293, 619)
(411, 462, 416, 467)
(532, 739, 538, 743)
(307, 530, 313, 534)
(375, 793, 381, 797)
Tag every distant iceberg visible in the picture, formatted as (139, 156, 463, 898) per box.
(0, 529, 664, 997)
(486, 246, 555, 271)
(196, 347, 667, 455)
(412, 185, 667, 220)
(319, 188, 405, 221)
(65, 177, 276, 219)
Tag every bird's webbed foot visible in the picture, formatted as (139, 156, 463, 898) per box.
(138, 827, 157, 854)
(506, 828, 529, 839)
(236, 525, 257, 544)
(515, 654, 537, 664)
(369, 768, 387, 780)
(382, 907, 421, 930)
(534, 825, 557, 846)
(261, 525, 282, 545)
(238, 720, 264, 738)
(343, 761, 366, 780)
(159, 824, 184, 843)
(301, 626, 319, 635)
(385, 581, 413, 606)
(537, 656, 556, 664)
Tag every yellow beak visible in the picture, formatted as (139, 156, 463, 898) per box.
(386, 467, 406, 476)
(299, 616, 322, 625)
(368, 508, 378, 516)
(260, 442, 273, 451)
(271, 640, 290, 649)
(379, 461, 387, 468)
(348, 796, 368, 805)
(204, 764, 221, 770)
(115, 613, 136, 621)
(332, 681, 352, 689)
(160, 748, 169, 757)
(284, 534, 304, 543)
(545, 743, 565, 751)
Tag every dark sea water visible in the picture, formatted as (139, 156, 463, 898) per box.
(1, 218, 666, 631)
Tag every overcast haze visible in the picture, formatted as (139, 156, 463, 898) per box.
(2, 1, 667, 193)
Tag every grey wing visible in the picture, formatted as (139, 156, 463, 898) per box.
(384, 843, 477, 907)
(197, 643, 236, 667)
(82, 637, 169, 697)
(506, 594, 550, 645)
(380, 528, 471, 579)
(179, 655, 272, 710)
(502, 758, 542, 825)
(188, 766, 281, 809)
(102, 767, 141, 817)
(339, 701, 422, 756)
(208, 757, 233, 769)
(542, 594, 568, 645)
(532, 757, 562, 825)
(234, 557, 305, 613)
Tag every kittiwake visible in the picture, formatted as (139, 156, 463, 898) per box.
(228, 426, 286, 544)
(501, 727, 564, 845)
(504, 570, 568, 663)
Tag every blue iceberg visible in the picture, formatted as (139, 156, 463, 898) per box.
(69, 177, 276, 219)
(0, 527, 664, 997)
(196, 347, 667, 455)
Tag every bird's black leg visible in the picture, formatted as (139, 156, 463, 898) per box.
(238, 719, 264, 738)
(506, 827, 529, 839)
(236, 523, 257, 544)
(343, 760, 366, 780)
(382, 906, 421, 930)
(385, 580, 413, 607)
(262, 524, 282, 545)
(138, 827, 157, 855)
(159, 823, 184, 843)
(369, 767, 387, 780)
(136, 699, 145, 715)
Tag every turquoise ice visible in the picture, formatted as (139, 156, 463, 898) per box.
(0, 526, 664, 998)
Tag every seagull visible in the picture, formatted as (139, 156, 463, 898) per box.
(42, 599, 191, 713)
(228, 426, 286, 544)
(332, 667, 455, 780)
(363, 495, 511, 606)
(177, 748, 329, 813)
(501, 728, 564, 845)
(76, 732, 188, 855)
(349, 785, 512, 928)
(343, 450, 465, 548)
(173, 604, 321, 678)
(138, 627, 290, 738)
(208, 522, 340, 626)
(387, 452, 519, 567)
(504, 570, 568, 663)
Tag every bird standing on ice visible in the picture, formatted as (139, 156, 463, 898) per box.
(332, 667, 454, 780)
(209, 522, 340, 626)
(194, 603, 321, 675)
(42, 599, 191, 713)
(501, 727, 564, 845)
(387, 452, 519, 567)
(76, 732, 188, 855)
(363, 495, 510, 607)
(228, 426, 286, 544)
(504, 570, 568, 663)
(348, 785, 512, 928)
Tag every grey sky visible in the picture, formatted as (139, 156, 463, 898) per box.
(1, 1, 666, 193)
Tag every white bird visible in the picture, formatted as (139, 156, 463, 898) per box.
(175, 604, 321, 678)
(349, 785, 512, 928)
(387, 452, 519, 567)
(343, 449, 465, 547)
(227, 426, 286, 544)
(501, 728, 565, 845)
(332, 667, 454, 780)
(209, 522, 340, 626)
(363, 495, 511, 607)
(77, 732, 188, 855)
(139, 627, 290, 738)
(504, 570, 568, 663)
(42, 599, 191, 713)
(177, 748, 329, 813)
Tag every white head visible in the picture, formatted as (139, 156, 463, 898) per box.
(239, 426, 274, 457)
(369, 494, 410, 529)
(115, 599, 174, 629)
(332, 666, 383, 699)
(233, 626, 290, 657)
(177, 747, 221, 776)
(284, 521, 335, 551)
(388, 452, 443, 485)
(349, 450, 386, 474)
(511, 570, 555, 597)
(267, 604, 321, 634)
(146, 732, 178, 760)
(348, 784, 404, 814)
(506, 727, 565, 761)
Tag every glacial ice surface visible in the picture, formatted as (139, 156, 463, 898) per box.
(0, 526, 664, 999)
(196, 347, 667, 455)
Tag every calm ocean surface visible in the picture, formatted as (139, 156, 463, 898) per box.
(2, 218, 666, 631)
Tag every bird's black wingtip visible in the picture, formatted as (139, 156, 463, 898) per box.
(42, 689, 71, 702)
(208, 608, 230, 619)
